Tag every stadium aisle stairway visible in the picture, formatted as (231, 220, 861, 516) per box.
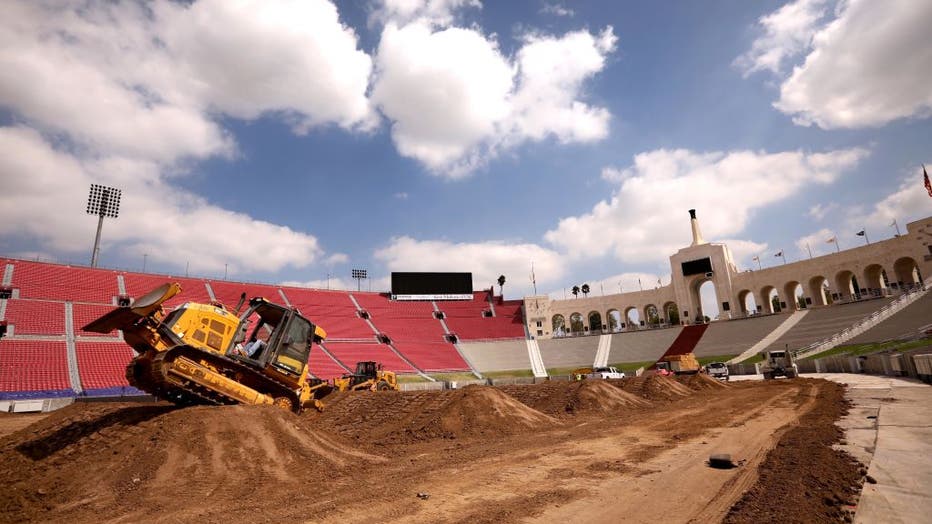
(655, 324, 709, 363)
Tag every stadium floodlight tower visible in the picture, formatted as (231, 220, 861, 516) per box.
(351, 268, 367, 292)
(86, 184, 121, 267)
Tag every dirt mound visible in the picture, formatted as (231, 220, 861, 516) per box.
(676, 373, 731, 391)
(316, 385, 557, 443)
(571, 380, 650, 412)
(500, 380, 649, 415)
(413, 385, 557, 440)
(0, 402, 382, 523)
(619, 374, 694, 401)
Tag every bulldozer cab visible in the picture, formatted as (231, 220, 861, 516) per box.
(354, 361, 379, 379)
(227, 299, 318, 384)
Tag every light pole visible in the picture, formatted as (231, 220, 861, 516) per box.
(86, 184, 121, 267)
(352, 268, 367, 292)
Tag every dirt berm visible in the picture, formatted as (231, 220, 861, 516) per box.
(0, 378, 864, 523)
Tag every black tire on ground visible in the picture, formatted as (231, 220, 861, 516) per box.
(377, 381, 391, 391)
(763, 372, 773, 380)
(786, 370, 797, 379)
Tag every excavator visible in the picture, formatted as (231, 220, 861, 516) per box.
(332, 361, 399, 392)
(83, 282, 332, 412)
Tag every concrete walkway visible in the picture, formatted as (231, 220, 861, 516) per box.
(733, 373, 932, 523)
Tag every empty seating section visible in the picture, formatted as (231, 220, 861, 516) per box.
(121, 273, 211, 308)
(73, 303, 122, 337)
(608, 328, 683, 363)
(538, 337, 600, 369)
(208, 281, 282, 309)
(848, 292, 932, 344)
(764, 298, 895, 352)
(354, 293, 435, 318)
(3, 300, 65, 335)
(308, 349, 349, 380)
(442, 297, 525, 340)
(440, 292, 492, 317)
(352, 293, 467, 370)
(324, 342, 416, 374)
(444, 317, 524, 340)
(391, 341, 469, 372)
(0, 341, 71, 397)
(13, 261, 118, 303)
(283, 288, 373, 339)
(74, 342, 134, 391)
(458, 340, 531, 372)
(692, 314, 787, 357)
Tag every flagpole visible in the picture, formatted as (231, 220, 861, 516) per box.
(531, 262, 537, 295)
(891, 218, 901, 236)
(806, 243, 812, 259)
(781, 251, 786, 265)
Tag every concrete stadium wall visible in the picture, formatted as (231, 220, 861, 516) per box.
(537, 336, 599, 369)
(609, 328, 682, 363)
(458, 339, 530, 372)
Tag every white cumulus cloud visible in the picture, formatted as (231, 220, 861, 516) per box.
(0, 0, 375, 272)
(858, 166, 932, 232)
(373, 0, 481, 27)
(374, 236, 567, 297)
(795, 228, 837, 258)
(371, 19, 616, 176)
(0, 127, 322, 275)
(734, 0, 828, 77)
(544, 147, 868, 264)
(741, 0, 932, 129)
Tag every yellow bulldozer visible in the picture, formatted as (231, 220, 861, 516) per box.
(332, 361, 399, 392)
(83, 282, 332, 412)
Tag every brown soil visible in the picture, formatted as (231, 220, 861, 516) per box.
(0, 413, 49, 438)
(676, 373, 732, 390)
(724, 381, 863, 523)
(616, 373, 695, 400)
(0, 378, 861, 524)
(500, 379, 648, 415)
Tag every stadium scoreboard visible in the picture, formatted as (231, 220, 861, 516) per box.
(391, 272, 473, 301)
(681, 257, 713, 276)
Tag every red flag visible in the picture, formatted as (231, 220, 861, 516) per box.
(925, 164, 932, 198)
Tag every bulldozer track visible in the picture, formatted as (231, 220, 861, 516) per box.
(127, 346, 302, 411)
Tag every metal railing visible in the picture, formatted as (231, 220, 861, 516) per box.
(793, 282, 929, 359)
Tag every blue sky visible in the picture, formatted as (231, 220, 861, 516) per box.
(0, 0, 930, 299)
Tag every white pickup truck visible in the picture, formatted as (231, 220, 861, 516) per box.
(585, 366, 626, 380)
(706, 362, 729, 381)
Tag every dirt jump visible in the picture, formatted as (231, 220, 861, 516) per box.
(0, 376, 863, 523)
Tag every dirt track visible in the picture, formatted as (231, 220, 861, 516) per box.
(0, 376, 861, 523)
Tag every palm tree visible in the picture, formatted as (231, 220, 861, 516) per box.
(571, 285, 580, 298)
(497, 275, 506, 297)
(581, 283, 590, 298)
